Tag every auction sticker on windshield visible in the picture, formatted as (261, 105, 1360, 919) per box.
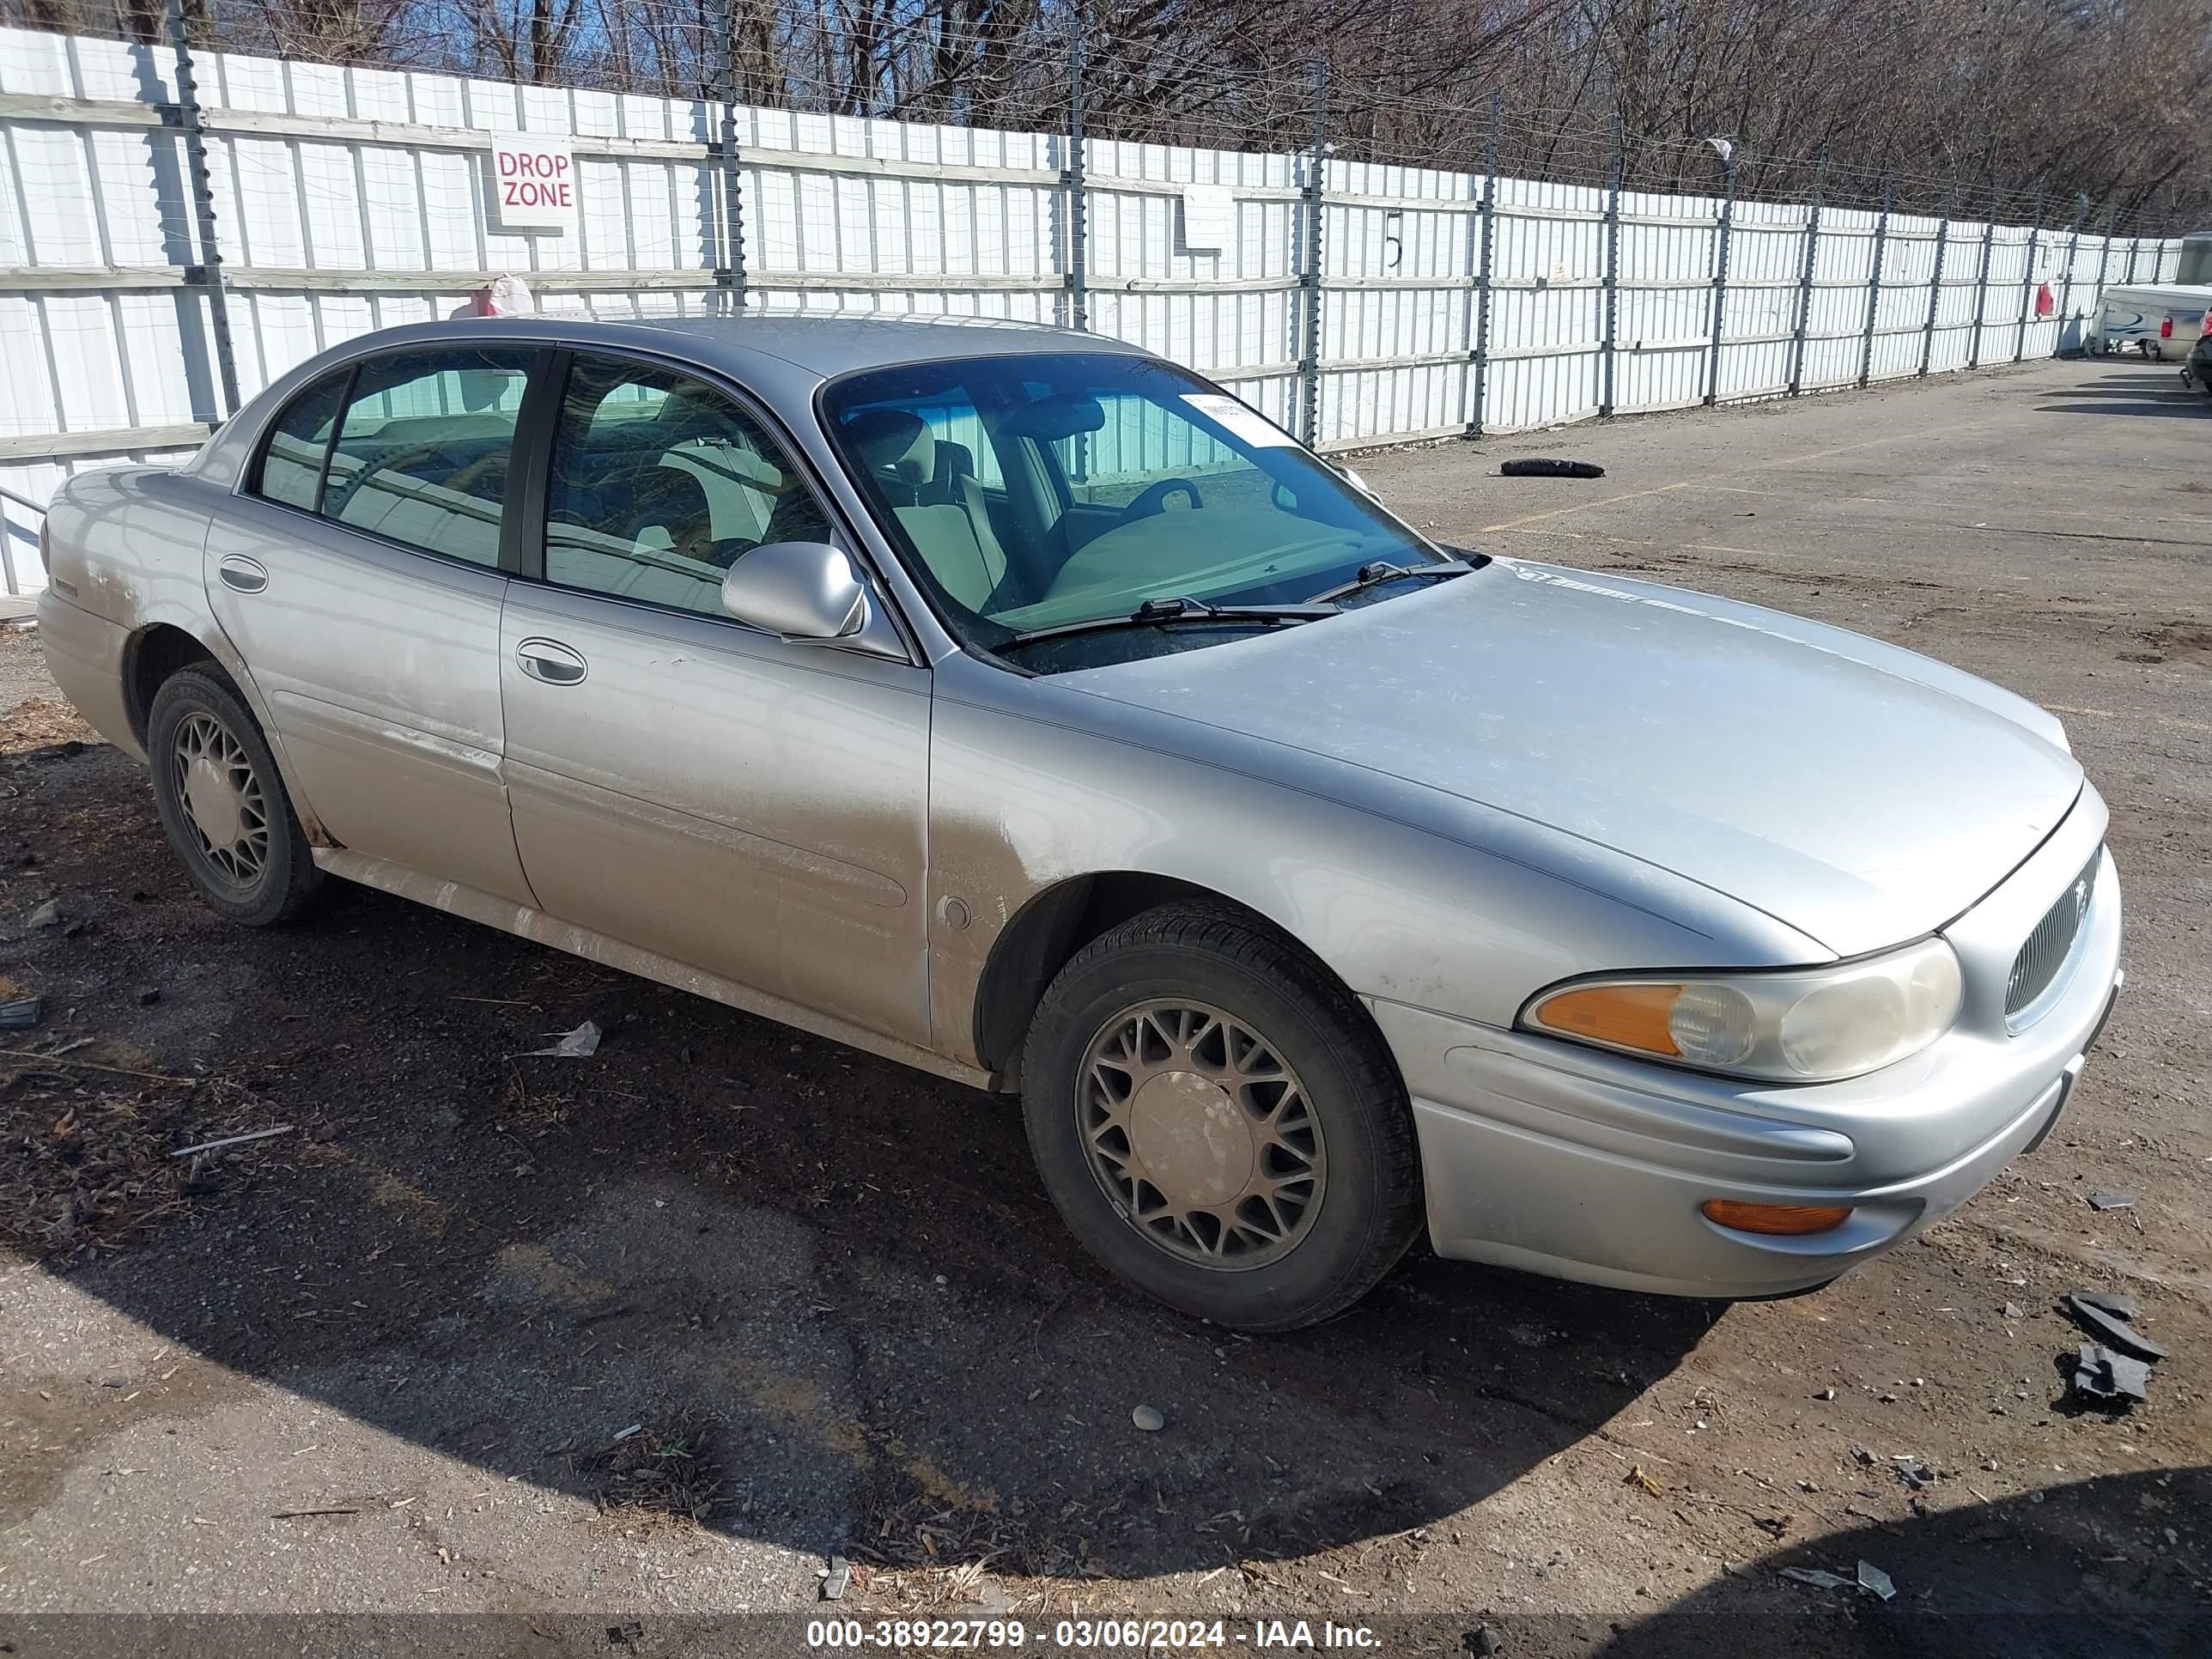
(1182, 392, 1294, 447)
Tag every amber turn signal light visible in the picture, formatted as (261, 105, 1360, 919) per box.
(1530, 982, 1684, 1056)
(1699, 1200, 1854, 1237)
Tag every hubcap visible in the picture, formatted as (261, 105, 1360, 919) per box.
(1078, 1000, 1326, 1271)
(173, 711, 270, 886)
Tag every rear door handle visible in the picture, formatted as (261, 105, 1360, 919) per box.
(515, 637, 587, 685)
(217, 555, 269, 594)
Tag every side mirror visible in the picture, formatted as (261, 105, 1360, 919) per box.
(720, 541, 867, 641)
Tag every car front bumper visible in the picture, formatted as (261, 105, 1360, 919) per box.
(1374, 807, 2123, 1298)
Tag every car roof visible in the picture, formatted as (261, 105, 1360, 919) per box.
(596, 312, 1150, 377)
(185, 310, 1155, 488)
(333, 311, 1152, 381)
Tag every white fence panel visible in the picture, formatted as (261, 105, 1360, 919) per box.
(0, 24, 2187, 593)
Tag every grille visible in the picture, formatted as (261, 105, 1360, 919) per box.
(2006, 850, 2101, 1019)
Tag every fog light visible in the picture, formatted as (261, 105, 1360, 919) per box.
(1700, 1200, 1854, 1236)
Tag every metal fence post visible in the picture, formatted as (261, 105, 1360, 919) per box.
(1786, 151, 1826, 397)
(1966, 203, 1996, 368)
(2122, 222, 2142, 285)
(716, 0, 746, 309)
(1467, 90, 1499, 439)
(2090, 200, 2118, 340)
(1064, 14, 1088, 332)
(1918, 176, 1954, 377)
(2013, 185, 2045, 362)
(1297, 62, 1328, 447)
(1856, 173, 1892, 388)
(1701, 144, 1737, 406)
(164, 0, 239, 417)
(1598, 112, 1622, 416)
(2055, 193, 2086, 348)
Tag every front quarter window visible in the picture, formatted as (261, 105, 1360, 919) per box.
(819, 352, 1459, 667)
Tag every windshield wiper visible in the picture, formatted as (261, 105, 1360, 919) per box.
(1303, 558, 1473, 605)
(1007, 594, 1340, 645)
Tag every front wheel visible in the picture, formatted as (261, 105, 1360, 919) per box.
(1020, 903, 1423, 1330)
(147, 665, 322, 927)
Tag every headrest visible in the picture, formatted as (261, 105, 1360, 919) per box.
(843, 407, 935, 487)
(654, 380, 735, 438)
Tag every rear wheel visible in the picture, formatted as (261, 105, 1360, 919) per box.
(1020, 902, 1423, 1331)
(147, 665, 321, 927)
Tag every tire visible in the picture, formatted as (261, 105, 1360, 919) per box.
(1019, 902, 1423, 1331)
(147, 665, 322, 927)
(1499, 457, 1606, 479)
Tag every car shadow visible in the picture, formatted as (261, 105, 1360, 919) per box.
(3, 743, 1716, 1582)
(1592, 1468, 2212, 1658)
(2037, 368, 2211, 419)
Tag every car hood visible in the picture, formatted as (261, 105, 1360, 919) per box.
(1052, 560, 2083, 957)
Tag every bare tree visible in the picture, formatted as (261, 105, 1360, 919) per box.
(5, 0, 2203, 226)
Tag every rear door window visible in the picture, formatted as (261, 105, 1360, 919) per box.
(317, 349, 538, 566)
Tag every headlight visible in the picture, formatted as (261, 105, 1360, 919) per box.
(1521, 938, 1962, 1084)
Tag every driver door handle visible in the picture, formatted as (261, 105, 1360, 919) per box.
(515, 638, 587, 685)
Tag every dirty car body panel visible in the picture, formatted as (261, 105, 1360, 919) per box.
(35, 313, 2124, 1309)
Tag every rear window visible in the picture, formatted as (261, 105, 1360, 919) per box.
(250, 348, 538, 568)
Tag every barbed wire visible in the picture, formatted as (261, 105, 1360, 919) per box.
(0, 0, 2193, 236)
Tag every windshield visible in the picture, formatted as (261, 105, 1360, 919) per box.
(818, 352, 1452, 663)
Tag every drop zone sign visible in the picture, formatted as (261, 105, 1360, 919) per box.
(489, 136, 577, 233)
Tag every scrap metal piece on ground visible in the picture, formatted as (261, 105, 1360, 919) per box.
(0, 996, 41, 1030)
(1499, 458, 1606, 479)
(1856, 1561, 1896, 1602)
(2086, 1189, 2136, 1212)
(2064, 1294, 2167, 1362)
(820, 1554, 851, 1601)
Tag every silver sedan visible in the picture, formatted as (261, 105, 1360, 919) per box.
(34, 316, 2123, 1329)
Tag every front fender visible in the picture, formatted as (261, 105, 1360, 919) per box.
(924, 658, 1828, 1070)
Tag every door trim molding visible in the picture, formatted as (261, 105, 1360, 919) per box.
(313, 848, 989, 1089)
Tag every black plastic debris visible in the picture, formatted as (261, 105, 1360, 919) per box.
(2069, 1343, 2151, 1407)
(1500, 458, 1605, 479)
(1893, 1456, 1936, 1490)
(0, 996, 41, 1030)
(1779, 1562, 1895, 1601)
(2064, 1294, 2167, 1362)
(2072, 1287, 2142, 1321)
(1466, 1624, 1504, 1656)
(2086, 1189, 2136, 1212)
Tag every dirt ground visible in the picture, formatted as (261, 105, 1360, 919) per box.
(1, 356, 2207, 1659)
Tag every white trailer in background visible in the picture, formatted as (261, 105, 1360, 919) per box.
(2091, 283, 2212, 359)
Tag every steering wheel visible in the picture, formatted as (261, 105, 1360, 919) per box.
(1117, 477, 1204, 523)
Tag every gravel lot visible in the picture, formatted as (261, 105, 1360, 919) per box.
(1, 356, 2207, 1659)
